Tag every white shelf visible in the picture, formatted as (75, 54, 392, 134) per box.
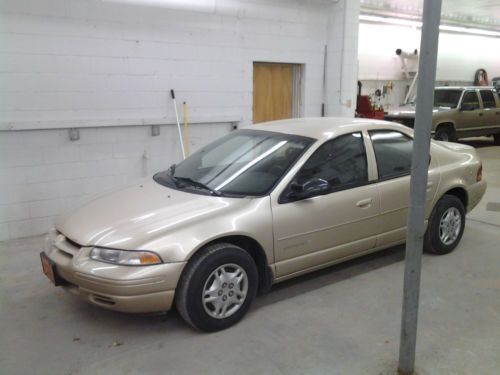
(0, 116, 242, 131)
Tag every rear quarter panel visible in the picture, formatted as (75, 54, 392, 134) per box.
(431, 141, 483, 212)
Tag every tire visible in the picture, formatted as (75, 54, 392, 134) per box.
(493, 132, 500, 146)
(424, 194, 465, 255)
(434, 126, 455, 142)
(175, 243, 258, 332)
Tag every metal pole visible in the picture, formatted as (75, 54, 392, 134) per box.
(398, 0, 442, 374)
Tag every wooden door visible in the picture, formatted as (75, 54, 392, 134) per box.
(253, 63, 293, 124)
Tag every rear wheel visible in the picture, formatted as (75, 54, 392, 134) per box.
(175, 243, 258, 332)
(434, 126, 456, 142)
(424, 195, 465, 255)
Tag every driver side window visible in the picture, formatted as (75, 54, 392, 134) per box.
(295, 132, 368, 190)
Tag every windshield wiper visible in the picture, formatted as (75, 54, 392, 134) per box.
(173, 176, 223, 196)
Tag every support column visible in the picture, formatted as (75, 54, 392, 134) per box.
(398, 0, 442, 374)
(325, 0, 360, 117)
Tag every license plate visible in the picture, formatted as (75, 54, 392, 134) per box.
(40, 252, 56, 284)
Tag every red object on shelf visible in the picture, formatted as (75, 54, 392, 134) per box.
(356, 95, 385, 119)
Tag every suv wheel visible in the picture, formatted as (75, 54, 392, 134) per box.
(424, 194, 465, 255)
(434, 126, 455, 142)
(493, 132, 500, 145)
(175, 243, 258, 332)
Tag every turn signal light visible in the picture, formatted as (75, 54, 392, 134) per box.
(139, 252, 162, 265)
(476, 164, 482, 182)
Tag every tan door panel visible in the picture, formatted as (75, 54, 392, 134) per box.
(253, 63, 293, 124)
(272, 185, 380, 277)
(376, 159, 440, 246)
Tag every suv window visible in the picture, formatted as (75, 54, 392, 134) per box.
(462, 91, 480, 110)
(480, 90, 496, 108)
(294, 132, 368, 191)
(370, 131, 413, 179)
(434, 89, 462, 108)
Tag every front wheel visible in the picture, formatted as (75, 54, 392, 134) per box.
(175, 243, 258, 332)
(434, 126, 455, 142)
(424, 195, 465, 255)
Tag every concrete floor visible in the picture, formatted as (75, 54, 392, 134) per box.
(1, 138, 499, 375)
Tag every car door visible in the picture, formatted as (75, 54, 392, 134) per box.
(479, 89, 500, 132)
(271, 132, 380, 278)
(455, 90, 483, 137)
(368, 130, 440, 246)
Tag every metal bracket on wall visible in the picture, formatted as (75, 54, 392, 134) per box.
(151, 124, 160, 136)
(68, 128, 80, 141)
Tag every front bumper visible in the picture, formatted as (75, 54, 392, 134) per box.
(44, 234, 186, 313)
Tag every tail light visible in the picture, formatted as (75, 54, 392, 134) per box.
(476, 164, 483, 182)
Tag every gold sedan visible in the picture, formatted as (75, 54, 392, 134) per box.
(41, 118, 486, 331)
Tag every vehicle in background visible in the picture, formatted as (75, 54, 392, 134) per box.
(41, 118, 486, 332)
(384, 86, 500, 144)
(491, 77, 500, 93)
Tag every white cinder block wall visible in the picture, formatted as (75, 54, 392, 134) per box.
(0, 0, 360, 240)
(358, 21, 500, 110)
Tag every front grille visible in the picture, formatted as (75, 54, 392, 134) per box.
(54, 232, 81, 258)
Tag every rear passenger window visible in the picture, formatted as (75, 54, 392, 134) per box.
(480, 90, 496, 108)
(295, 132, 368, 190)
(370, 131, 413, 180)
(462, 91, 480, 110)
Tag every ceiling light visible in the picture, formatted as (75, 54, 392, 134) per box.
(359, 15, 500, 38)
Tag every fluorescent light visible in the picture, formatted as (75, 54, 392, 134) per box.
(359, 15, 500, 38)
(215, 141, 288, 191)
(359, 15, 422, 28)
(439, 24, 500, 37)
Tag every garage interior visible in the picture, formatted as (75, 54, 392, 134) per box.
(1, 0, 499, 374)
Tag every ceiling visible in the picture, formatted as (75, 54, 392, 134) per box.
(360, 0, 500, 30)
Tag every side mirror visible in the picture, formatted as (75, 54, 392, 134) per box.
(288, 178, 330, 200)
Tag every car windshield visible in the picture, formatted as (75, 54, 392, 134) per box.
(434, 89, 462, 108)
(154, 129, 314, 197)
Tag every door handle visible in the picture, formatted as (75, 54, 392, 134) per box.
(356, 198, 372, 208)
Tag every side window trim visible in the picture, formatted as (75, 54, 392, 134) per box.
(278, 132, 370, 204)
(362, 129, 379, 182)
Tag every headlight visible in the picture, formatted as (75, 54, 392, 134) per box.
(90, 248, 162, 266)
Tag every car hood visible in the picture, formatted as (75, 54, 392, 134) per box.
(56, 178, 250, 249)
(386, 105, 451, 118)
(386, 104, 415, 118)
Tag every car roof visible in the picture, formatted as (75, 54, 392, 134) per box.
(248, 117, 411, 141)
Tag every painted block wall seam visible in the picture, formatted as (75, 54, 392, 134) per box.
(0, 123, 231, 240)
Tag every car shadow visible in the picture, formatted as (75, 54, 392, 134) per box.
(65, 244, 406, 332)
(458, 136, 494, 148)
(254, 244, 405, 309)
